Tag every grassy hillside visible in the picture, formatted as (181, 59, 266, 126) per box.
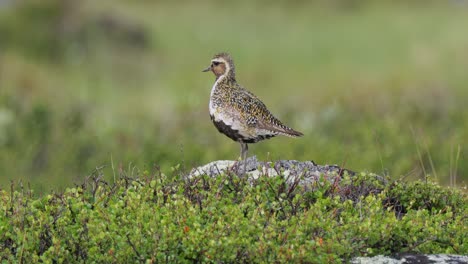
(0, 0, 468, 190)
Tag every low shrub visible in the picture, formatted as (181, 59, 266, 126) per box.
(0, 167, 466, 263)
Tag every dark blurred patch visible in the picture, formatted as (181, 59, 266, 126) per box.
(94, 14, 150, 49)
(0, 0, 150, 62)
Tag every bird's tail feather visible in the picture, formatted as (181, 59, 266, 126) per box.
(274, 126, 303, 138)
(257, 119, 303, 138)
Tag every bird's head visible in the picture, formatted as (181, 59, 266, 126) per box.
(203, 52, 235, 79)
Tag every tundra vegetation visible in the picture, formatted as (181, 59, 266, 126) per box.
(0, 168, 466, 262)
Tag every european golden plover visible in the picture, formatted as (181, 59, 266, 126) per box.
(203, 52, 303, 160)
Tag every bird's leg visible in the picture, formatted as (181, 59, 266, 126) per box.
(238, 142, 249, 176)
(240, 143, 248, 160)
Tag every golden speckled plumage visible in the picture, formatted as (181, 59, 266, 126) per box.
(203, 52, 303, 159)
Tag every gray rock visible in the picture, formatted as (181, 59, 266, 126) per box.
(188, 157, 388, 203)
(189, 156, 355, 184)
(352, 254, 468, 264)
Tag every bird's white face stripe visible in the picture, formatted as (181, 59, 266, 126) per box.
(211, 58, 226, 64)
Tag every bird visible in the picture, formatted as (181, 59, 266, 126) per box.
(202, 52, 303, 160)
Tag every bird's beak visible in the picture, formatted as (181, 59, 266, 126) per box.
(202, 66, 211, 72)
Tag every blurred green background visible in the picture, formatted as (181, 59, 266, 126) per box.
(0, 0, 467, 192)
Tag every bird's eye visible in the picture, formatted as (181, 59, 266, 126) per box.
(213, 61, 220, 66)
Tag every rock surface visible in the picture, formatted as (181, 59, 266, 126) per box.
(352, 254, 468, 264)
(189, 156, 357, 184)
(189, 156, 386, 202)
